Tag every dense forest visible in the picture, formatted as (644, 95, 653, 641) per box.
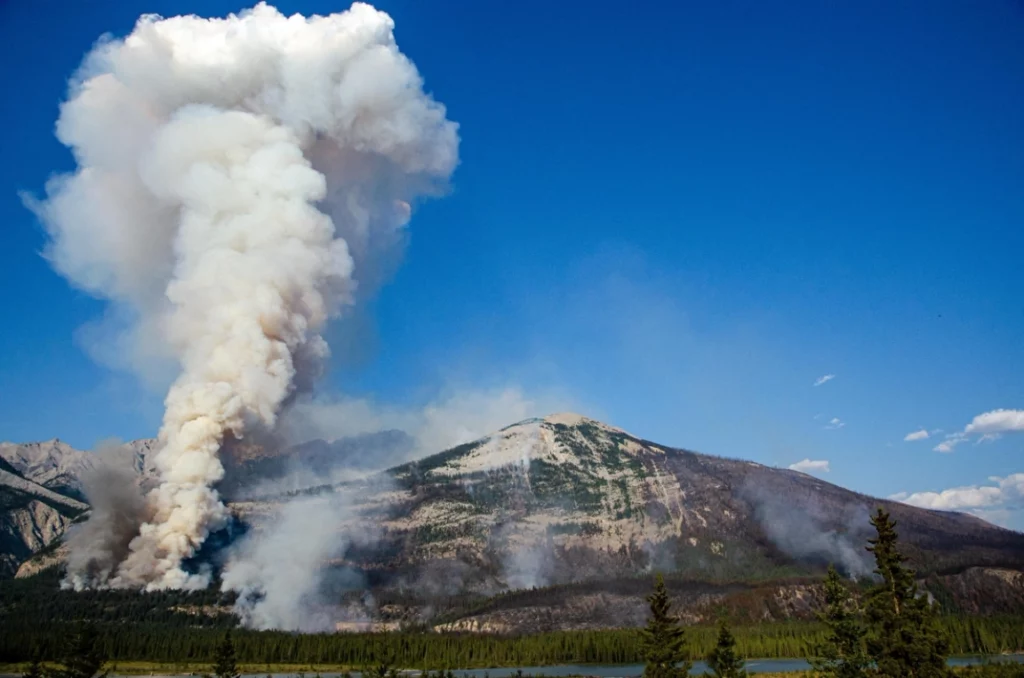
(2, 615, 1023, 668)
(3, 511, 1024, 673)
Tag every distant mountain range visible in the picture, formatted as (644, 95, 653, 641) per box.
(3, 413, 1024, 631)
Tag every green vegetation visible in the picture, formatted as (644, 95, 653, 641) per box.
(706, 620, 747, 678)
(864, 507, 954, 677)
(802, 507, 1007, 677)
(214, 633, 239, 678)
(48, 624, 107, 678)
(640, 573, 691, 678)
(1, 619, 1022, 670)
(809, 565, 870, 678)
(21, 656, 44, 678)
(2, 505, 1023, 674)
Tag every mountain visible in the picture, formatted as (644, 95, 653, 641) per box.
(0, 454, 88, 577)
(357, 413, 1021, 580)
(3, 413, 1024, 630)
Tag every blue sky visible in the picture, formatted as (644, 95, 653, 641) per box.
(1, 0, 1022, 527)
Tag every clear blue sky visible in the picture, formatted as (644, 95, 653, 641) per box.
(1, 0, 1022, 526)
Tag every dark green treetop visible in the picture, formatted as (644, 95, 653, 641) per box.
(49, 625, 107, 678)
(865, 507, 953, 678)
(706, 619, 747, 678)
(640, 573, 692, 678)
(213, 632, 240, 678)
(810, 565, 870, 678)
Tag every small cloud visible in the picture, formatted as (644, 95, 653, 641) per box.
(964, 409, 1024, 435)
(903, 429, 929, 442)
(824, 417, 845, 430)
(933, 432, 967, 453)
(789, 459, 830, 474)
(891, 473, 1024, 512)
(927, 408, 1022, 454)
(813, 374, 835, 387)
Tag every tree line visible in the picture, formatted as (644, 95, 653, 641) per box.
(4, 509, 1024, 677)
(636, 508, 1024, 677)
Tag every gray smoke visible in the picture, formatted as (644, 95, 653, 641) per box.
(746, 485, 874, 579)
(62, 442, 148, 590)
(220, 491, 380, 631)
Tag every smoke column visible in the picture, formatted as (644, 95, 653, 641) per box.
(32, 2, 458, 590)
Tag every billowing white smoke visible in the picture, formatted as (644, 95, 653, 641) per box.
(221, 495, 371, 631)
(33, 2, 458, 590)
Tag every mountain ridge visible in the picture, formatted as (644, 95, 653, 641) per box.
(3, 412, 1024, 630)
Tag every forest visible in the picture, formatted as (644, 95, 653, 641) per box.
(2, 509, 1024, 677)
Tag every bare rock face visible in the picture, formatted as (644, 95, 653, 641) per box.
(0, 498, 76, 578)
(926, 567, 1024, 616)
(15, 542, 70, 579)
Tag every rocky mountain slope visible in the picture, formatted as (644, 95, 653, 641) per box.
(0, 455, 87, 577)
(3, 413, 1024, 630)
(345, 413, 1023, 583)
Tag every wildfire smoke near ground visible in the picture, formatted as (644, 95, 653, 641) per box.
(28, 2, 459, 592)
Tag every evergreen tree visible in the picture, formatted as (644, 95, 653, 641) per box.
(864, 507, 953, 678)
(706, 619, 747, 678)
(49, 625, 107, 678)
(640, 573, 692, 678)
(213, 632, 239, 678)
(363, 643, 399, 678)
(810, 565, 869, 678)
(21, 655, 44, 678)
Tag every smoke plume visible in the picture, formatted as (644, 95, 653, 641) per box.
(32, 2, 458, 590)
(62, 442, 148, 590)
(745, 484, 874, 579)
(220, 494, 374, 631)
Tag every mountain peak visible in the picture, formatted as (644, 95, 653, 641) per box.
(411, 412, 646, 478)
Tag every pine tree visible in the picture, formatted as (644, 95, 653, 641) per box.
(21, 655, 44, 678)
(706, 619, 747, 678)
(864, 507, 953, 678)
(810, 565, 869, 678)
(640, 573, 692, 678)
(214, 632, 239, 678)
(49, 625, 107, 678)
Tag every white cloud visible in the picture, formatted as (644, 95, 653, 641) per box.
(926, 408, 1023, 454)
(891, 473, 1024, 513)
(824, 417, 845, 430)
(964, 409, 1024, 435)
(903, 429, 929, 442)
(933, 432, 967, 453)
(813, 374, 835, 387)
(789, 459, 830, 474)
